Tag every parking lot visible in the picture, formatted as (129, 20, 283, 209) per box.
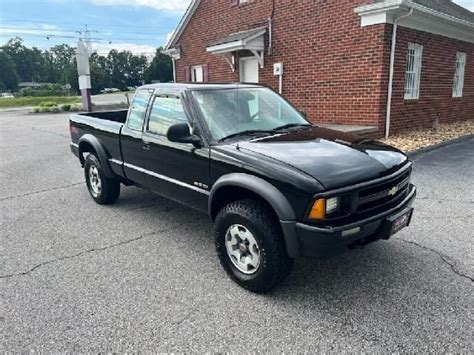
(1, 109, 473, 352)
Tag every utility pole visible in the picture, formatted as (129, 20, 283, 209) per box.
(76, 38, 92, 112)
(76, 25, 96, 55)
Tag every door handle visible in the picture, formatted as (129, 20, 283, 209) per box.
(142, 141, 151, 151)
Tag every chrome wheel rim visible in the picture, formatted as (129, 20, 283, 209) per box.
(225, 224, 261, 275)
(88, 165, 101, 197)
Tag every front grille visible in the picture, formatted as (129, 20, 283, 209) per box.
(356, 168, 411, 214)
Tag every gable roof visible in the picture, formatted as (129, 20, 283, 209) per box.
(373, 0, 474, 23)
(165, 0, 200, 50)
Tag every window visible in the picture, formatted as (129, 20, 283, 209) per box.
(404, 43, 423, 100)
(127, 89, 152, 130)
(147, 95, 188, 136)
(191, 65, 203, 82)
(191, 87, 309, 141)
(453, 52, 466, 98)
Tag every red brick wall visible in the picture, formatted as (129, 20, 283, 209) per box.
(174, 0, 474, 136)
(387, 27, 474, 134)
(175, 0, 389, 128)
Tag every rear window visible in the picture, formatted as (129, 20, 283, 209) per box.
(147, 96, 188, 136)
(127, 89, 152, 131)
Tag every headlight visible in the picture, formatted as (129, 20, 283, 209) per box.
(309, 197, 340, 220)
(326, 197, 340, 214)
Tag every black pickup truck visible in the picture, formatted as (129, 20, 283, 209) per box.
(70, 83, 416, 292)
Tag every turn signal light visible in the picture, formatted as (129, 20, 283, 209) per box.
(309, 199, 326, 220)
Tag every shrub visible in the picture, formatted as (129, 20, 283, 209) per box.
(61, 104, 71, 111)
(39, 101, 58, 107)
(38, 106, 49, 113)
(0, 96, 81, 108)
(32, 106, 40, 113)
(50, 105, 61, 113)
(70, 103, 82, 111)
(17, 84, 70, 97)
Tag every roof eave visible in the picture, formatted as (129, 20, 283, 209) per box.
(206, 28, 267, 54)
(354, 0, 474, 43)
(165, 0, 201, 50)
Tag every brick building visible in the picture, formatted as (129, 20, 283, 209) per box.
(165, 0, 474, 137)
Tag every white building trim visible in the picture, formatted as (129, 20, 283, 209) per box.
(163, 47, 181, 82)
(165, 0, 200, 50)
(206, 28, 266, 69)
(354, 0, 474, 43)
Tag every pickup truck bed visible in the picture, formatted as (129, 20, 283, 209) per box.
(80, 110, 128, 123)
(70, 110, 128, 180)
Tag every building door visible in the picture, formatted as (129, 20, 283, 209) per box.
(239, 57, 259, 83)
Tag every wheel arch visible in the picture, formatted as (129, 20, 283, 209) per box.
(78, 134, 115, 178)
(209, 173, 299, 258)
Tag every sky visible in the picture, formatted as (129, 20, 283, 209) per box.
(0, 0, 193, 55)
(0, 0, 473, 55)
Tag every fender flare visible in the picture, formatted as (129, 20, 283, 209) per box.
(78, 134, 115, 178)
(209, 173, 300, 258)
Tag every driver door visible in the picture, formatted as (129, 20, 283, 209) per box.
(141, 91, 209, 212)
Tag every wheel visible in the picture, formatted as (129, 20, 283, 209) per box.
(214, 199, 293, 293)
(84, 154, 120, 204)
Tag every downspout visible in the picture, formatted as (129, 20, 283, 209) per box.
(268, 0, 275, 55)
(385, 7, 413, 139)
(172, 57, 176, 83)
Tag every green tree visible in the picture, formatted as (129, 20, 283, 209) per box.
(89, 52, 109, 94)
(2, 37, 53, 84)
(1, 36, 174, 94)
(0, 50, 20, 90)
(50, 44, 76, 84)
(2, 37, 34, 82)
(145, 48, 173, 83)
(106, 50, 147, 90)
(128, 54, 147, 86)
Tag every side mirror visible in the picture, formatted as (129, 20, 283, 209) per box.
(167, 123, 202, 147)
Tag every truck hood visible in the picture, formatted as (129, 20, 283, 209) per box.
(235, 126, 408, 190)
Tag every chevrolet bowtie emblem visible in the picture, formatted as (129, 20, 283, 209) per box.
(388, 186, 399, 196)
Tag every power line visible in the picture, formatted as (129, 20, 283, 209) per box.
(0, 23, 165, 36)
(0, 17, 172, 32)
(0, 32, 164, 44)
(0, 28, 166, 42)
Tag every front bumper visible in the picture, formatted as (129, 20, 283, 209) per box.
(282, 184, 416, 259)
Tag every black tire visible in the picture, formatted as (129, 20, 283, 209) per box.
(84, 153, 120, 205)
(214, 198, 293, 293)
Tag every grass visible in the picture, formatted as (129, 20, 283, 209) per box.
(0, 96, 81, 108)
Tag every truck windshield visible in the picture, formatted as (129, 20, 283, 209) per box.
(191, 87, 310, 142)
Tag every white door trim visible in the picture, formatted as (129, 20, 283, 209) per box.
(239, 57, 259, 83)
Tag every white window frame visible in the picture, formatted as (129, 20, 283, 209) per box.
(191, 65, 203, 82)
(404, 43, 423, 100)
(453, 52, 466, 98)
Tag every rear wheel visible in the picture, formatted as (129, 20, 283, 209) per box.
(214, 199, 293, 293)
(84, 154, 120, 204)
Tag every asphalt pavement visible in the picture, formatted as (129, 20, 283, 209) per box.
(1, 109, 473, 352)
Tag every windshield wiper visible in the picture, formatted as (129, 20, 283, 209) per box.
(273, 123, 312, 131)
(218, 129, 275, 142)
(218, 124, 312, 142)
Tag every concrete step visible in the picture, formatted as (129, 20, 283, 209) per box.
(317, 123, 378, 135)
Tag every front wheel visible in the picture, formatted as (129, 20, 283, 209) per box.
(214, 199, 293, 293)
(84, 154, 120, 204)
